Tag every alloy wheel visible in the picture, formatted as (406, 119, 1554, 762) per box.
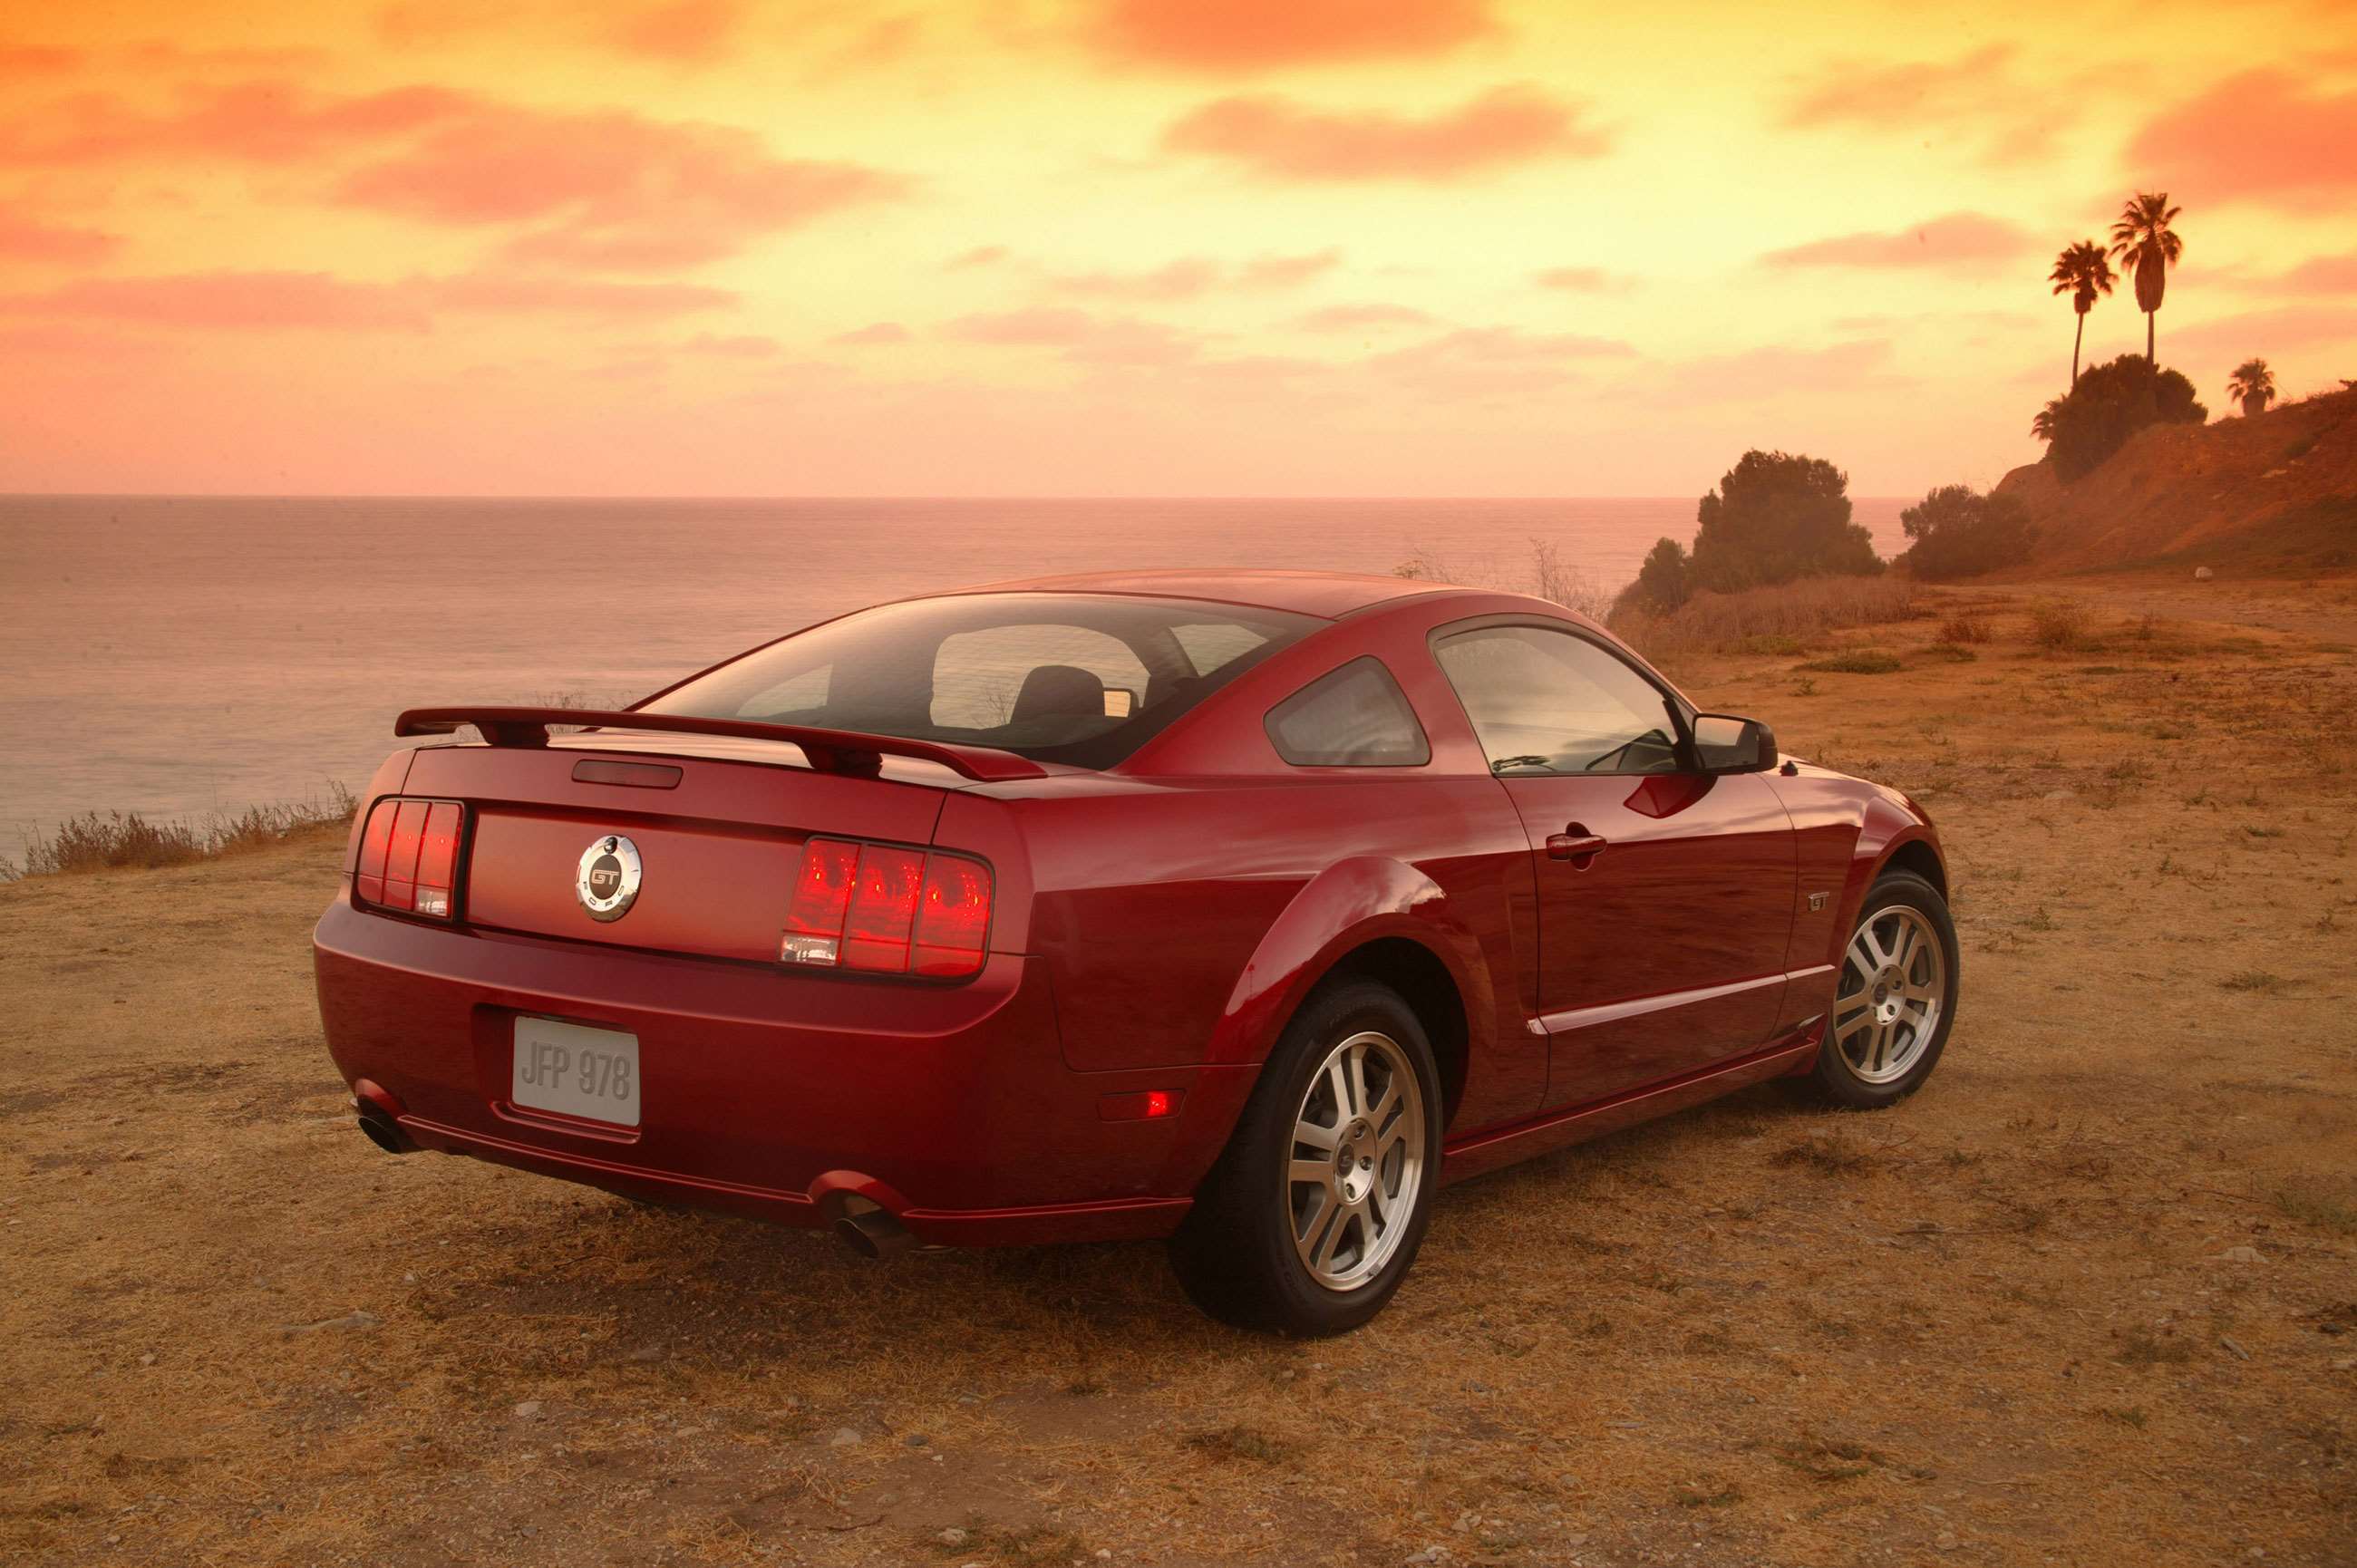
(1832, 905, 1946, 1085)
(1285, 1030, 1427, 1291)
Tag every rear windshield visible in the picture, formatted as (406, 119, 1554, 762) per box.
(643, 593, 1318, 769)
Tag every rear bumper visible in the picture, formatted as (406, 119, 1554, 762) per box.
(313, 892, 1221, 1245)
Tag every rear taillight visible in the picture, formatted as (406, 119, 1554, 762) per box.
(354, 796, 464, 919)
(780, 837, 992, 978)
(780, 837, 859, 965)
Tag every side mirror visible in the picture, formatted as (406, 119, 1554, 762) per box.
(1692, 713, 1777, 774)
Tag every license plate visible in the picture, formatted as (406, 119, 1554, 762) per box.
(511, 1016, 641, 1127)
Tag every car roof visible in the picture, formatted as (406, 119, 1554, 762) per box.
(946, 568, 1449, 620)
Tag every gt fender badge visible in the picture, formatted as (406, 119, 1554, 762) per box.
(1807, 891, 1829, 912)
(577, 834, 644, 922)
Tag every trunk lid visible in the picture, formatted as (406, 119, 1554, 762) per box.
(399, 735, 956, 962)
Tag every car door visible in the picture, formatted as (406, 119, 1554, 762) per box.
(1431, 621, 1798, 1108)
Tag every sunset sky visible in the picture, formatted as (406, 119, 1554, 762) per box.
(3, 0, 2353, 498)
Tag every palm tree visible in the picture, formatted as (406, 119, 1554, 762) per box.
(2226, 358, 2275, 417)
(2032, 398, 2065, 441)
(2109, 191, 2183, 365)
(2048, 239, 2116, 387)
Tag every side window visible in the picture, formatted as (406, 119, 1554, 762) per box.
(1266, 657, 1431, 768)
(1434, 625, 1682, 775)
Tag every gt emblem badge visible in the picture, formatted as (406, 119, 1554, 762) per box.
(577, 834, 644, 923)
(1807, 891, 1829, 912)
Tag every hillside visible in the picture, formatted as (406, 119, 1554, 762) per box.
(1995, 385, 2357, 574)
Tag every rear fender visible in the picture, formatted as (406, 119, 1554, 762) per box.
(1204, 856, 1492, 1070)
(342, 750, 419, 876)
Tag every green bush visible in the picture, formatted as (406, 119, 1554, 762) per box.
(1690, 450, 1881, 593)
(2034, 354, 2207, 482)
(1630, 537, 1693, 611)
(1898, 484, 2039, 580)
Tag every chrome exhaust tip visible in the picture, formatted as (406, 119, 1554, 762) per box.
(832, 1205, 915, 1261)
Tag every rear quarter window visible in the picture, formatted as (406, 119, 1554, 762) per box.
(1266, 657, 1431, 768)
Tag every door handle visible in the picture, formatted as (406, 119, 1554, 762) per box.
(1546, 824, 1607, 864)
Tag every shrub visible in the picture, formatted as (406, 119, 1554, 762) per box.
(2035, 354, 2207, 482)
(1610, 575, 1918, 665)
(1690, 450, 1882, 592)
(1630, 536, 1693, 612)
(2028, 599, 2092, 650)
(1898, 485, 2039, 580)
(1797, 651, 1904, 674)
(5, 786, 354, 881)
(1939, 615, 1991, 644)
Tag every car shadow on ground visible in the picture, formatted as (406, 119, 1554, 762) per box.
(405, 1080, 1816, 1378)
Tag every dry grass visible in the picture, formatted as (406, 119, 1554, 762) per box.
(1796, 650, 1904, 675)
(3, 784, 354, 880)
(2027, 598, 2094, 651)
(1939, 615, 1993, 644)
(4, 576, 2355, 1567)
(1610, 575, 1919, 666)
(1392, 538, 1615, 621)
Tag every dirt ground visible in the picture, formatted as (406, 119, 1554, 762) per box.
(5, 577, 2354, 1568)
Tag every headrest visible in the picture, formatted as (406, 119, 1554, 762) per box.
(1011, 663, 1105, 723)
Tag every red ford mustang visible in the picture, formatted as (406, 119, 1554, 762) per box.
(315, 569, 1956, 1335)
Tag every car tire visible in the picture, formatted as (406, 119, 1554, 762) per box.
(1801, 869, 1960, 1109)
(1168, 978, 1443, 1337)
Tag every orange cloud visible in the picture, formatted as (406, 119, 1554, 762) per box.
(1239, 249, 1342, 287)
(1052, 256, 1220, 301)
(1, 271, 432, 331)
(0, 81, 902, 270)
(1778, 44, 2053, 159)
(1295, 303, 1436, 332)
(424, 271, 736, 316)
(1658, 339, 1897, 403)
(1091, 0, 1493, 70)
(335, 105, 905, 269)
(1761, 212, 2029, 269)
(2168, 305, 2357, 360)
(0, 44, 83, 81)
(1161, 85, 1605, 180)
(675, 331, 781, 356)
(2129, 70, 2357, 208)
(945, 307, 1199, 366)
(0, 81, 462, 167)
(606, 0, 745, 63)
(1050, 249, 1340, 300)
(1362, 324, 1632, 399)
(2278, 251, 2357, 294)
(0, 209, 120, 263)
(1533, 266, 1632, 293)
(832, 321, 912, 344)
(945, 306, 1098, 344)
(944, 245, 1006, 270)
(0, 267, 733, 331)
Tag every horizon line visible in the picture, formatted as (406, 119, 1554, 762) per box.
(0, 489, 1920, 504)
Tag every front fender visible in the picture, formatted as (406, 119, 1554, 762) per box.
(1202, 856, 1493, 1070)
(1836, 790, 1945, 953)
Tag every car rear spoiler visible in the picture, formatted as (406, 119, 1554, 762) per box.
(392, 706, 1050, 783)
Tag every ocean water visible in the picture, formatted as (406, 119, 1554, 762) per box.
(0, 495, 1909, 857)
